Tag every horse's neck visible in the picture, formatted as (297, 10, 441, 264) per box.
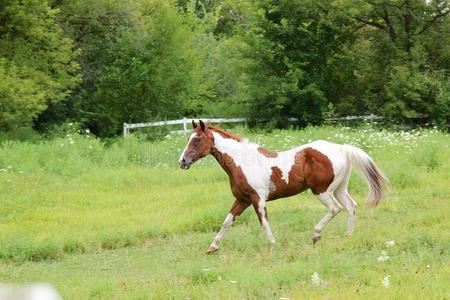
(210, 132, 257, 174)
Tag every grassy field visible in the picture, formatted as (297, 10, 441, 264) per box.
(0, 125, 449, 299)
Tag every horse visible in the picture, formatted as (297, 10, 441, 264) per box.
(179, 120, 388, 253)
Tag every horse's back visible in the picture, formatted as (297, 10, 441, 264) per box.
(299, 140, 348, 170)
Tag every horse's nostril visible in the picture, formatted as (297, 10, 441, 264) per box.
(181, 158, 186, 164)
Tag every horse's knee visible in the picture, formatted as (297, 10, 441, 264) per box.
(330, 205, 341, 215)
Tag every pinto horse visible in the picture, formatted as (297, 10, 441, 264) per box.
(179, 120, 387, 253)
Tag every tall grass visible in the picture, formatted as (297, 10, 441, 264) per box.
(0, 126, 449, 299)
(0, 126, 448, 262)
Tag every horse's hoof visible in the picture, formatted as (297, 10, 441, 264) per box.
(206, 246, 218, 254)
(312, 236, 321, 244)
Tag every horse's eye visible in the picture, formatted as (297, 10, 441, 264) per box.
(193, 138, 201, 145)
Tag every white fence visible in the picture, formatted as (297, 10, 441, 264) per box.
(123, 117, 247, 136)
(123, 114, 383, 136)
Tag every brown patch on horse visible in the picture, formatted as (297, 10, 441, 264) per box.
(268, 148, 334, 199)
(267, 151, 308, 200)
(258, 147, 278, 158)
(302, 148, 334, 194)
(209, 126, 243, 142)
(210, 147, 259, 204)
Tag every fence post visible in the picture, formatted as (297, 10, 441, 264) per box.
(123, 123, 128, 136)
(183, 117, 188, 134)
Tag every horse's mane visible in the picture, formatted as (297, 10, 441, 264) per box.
(208, 126, 244, 143)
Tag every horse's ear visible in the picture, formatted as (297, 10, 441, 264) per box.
(199, 120, 206, 132)
(192, 120, 197, 129)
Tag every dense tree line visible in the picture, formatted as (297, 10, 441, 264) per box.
(0, 0, 449, 136)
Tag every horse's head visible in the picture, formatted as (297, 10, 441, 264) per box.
(179, 120, 214, 169)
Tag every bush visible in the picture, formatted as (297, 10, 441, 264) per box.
(384, 66, 449, 124)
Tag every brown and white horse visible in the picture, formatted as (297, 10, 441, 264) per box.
(179, 120, 387, 253)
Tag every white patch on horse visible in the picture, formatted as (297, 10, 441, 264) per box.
(269, 180, 276, 193)
(178, 132, 196, 163)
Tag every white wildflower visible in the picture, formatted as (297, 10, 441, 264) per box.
(279, 298, 290, 300)
(311, 272, 321, 286)
(377, 251, 390, 262)
(201, 268, 210, 272)
(377, 255, 390, 262)
(385, 240, 395, 247)
(229, 280, 237, 284)
(377, 255, 391, 262)
(382, 275, 390, 288)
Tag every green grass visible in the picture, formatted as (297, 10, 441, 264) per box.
(0, 126, 449, 299)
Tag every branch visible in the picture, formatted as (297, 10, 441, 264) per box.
(381, 8, 397, 42)
(353, 17, 386, 30)
(418, 8, 450, 35)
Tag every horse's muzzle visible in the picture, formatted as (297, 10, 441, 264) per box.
(179, 158, 191, 169)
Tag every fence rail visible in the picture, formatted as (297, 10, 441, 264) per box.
(123, 117, 247, 136)
(123, 115, 384, 136)
(324, 114, 384, 121)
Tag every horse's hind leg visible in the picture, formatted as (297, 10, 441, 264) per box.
(312, 192, 341, 244)
(334, 172, 358, 235)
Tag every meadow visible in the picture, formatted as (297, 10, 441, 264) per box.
(0, 125, 449, 299)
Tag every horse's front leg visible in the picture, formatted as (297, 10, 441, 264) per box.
(253, 202, 276, 245)
(207, 199, 250, 254)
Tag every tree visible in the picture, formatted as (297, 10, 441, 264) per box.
(234, 0, 358, 127)
(81, 1, 211, 136)
(0, 0, 79, 131)
(343, 0, 450, 122)
(40, 0, 213, 137)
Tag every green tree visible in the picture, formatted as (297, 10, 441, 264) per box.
(0, 0, 79, 131)
(344, 0, 450, 122)
(89, 3, 211, 136)
(234, 0, 358, 127)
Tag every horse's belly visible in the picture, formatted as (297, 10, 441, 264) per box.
(267, 159, 308, 201)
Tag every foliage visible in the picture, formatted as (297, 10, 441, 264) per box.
(0, 0, 449, 134)
(234, 0, 357, 127)
(384, 65, 449, 123)
(83, 2, 210, 136)
(345, 0, 450, 121)
(0, 0, 79, 131)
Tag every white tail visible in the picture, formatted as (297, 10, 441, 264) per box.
(342, 145, 388, 206)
